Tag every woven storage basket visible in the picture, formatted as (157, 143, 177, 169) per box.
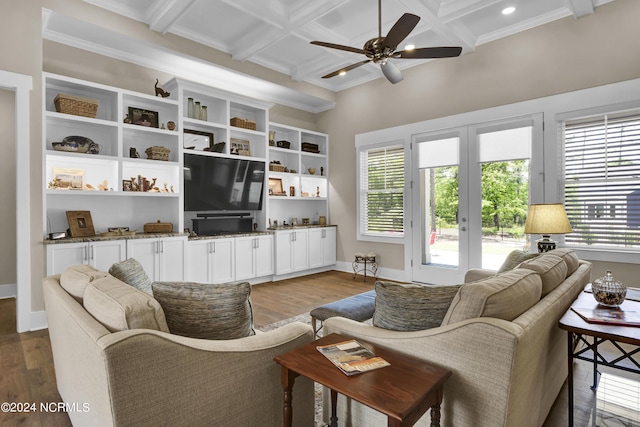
(230, 117, 257, 130)
(145, 146, 170, 161)
(269, 163, 286, 172)
(54, 93, 99, 118)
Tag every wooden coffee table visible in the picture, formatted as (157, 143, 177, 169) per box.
(274, 333, 452, 427)
(559, 291, 640, 427)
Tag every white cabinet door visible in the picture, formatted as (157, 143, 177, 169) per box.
(275, 230, 308, 275)
(126, 239, 159, 280)
(90, 240, 127, 272)
(46, 242, 87, 275)
(158, 237, 186, 281)
(186, 240, 211, 283)
(291, 229, 309, 272)
(308, 227, 336, 268)
(46, 240, 127, 275)
(275, 231, 294, 275)
(254, 235, 274, 277)
(211, 238, 235, 283)
(234, 236, 256, 281)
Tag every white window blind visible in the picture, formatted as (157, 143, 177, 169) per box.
(359, 145, 405, 237)
(563, 112, 640, 249)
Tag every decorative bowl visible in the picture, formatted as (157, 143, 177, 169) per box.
(308, 168, 316, 175)
(592, 270, 626, 306)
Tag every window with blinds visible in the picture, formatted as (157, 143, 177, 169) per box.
(563, 112, 640, 249)
(359, 145, 405, 237)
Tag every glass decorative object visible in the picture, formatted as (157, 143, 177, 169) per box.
(187, 98, 194, 118)
(194, 101, 201, 120)
(200, 105, 207, 121)
(592, 270, 626, 306)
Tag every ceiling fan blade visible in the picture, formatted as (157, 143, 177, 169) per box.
(310, 41, 367, 55)
(383, 13, 420, 50)
(396, 46, 463, 59)
(381, 61, 403, 84)
(322, 60, 371, 79)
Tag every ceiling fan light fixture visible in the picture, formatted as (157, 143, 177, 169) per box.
(502, 6, 516, 15)
(404, 44, 415, 51)
(338, 71, 347, 76)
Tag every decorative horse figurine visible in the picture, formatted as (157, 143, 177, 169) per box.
(155, 79, 170, 97)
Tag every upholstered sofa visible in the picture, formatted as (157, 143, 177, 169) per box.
(323, 248, 591, 427)
(43, 266, 314, 427)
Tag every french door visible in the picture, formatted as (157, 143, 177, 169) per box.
(411, 114, 542, 284)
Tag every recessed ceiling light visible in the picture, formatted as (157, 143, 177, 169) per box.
(404, 44, 415, 51)
(502, 6, 515, 15)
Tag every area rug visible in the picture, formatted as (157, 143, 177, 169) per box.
(257, 313, 326, 427)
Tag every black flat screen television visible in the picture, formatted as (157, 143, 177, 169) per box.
(184, 153, 265, 211)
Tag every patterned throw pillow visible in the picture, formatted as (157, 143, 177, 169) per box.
(109, 258, 153, 295)
(373, 281, 462, 331)
(497, 250, 539, 273)
(152, 281, 255, 340)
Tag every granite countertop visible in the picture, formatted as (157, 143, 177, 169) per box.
(43, 232, 189, 244)
(188, 231, 274, 240)
(267, 224, 336, 230)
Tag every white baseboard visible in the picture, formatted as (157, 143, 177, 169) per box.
(0, 283, 16, 299)
(334, 261, 408, 282)
(29, 310, 48, 331)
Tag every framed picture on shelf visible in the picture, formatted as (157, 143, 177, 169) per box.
(66, 210, 96, 237)
(184, 128, 218, 151)
(128, 107, 159, 128)
(268, 178, 286, 196)
(230, 138, 251, 156)
(122, 179, 133, 191)
(52, 168, 84, 190)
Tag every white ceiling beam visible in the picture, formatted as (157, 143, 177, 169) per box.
(147, 0, 198, 34)
(564, 0, 595, 18)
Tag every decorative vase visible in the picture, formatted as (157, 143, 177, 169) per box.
(592, 270, 626, 306)
(194, 101, 201, 120)
(187, 98, 194, 118)
(269, 131, 276, 146)
(200, 105, 207, 121)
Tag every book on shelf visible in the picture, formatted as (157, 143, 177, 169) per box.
(571, 306, 640, 327)
(316, 339, 390, 376)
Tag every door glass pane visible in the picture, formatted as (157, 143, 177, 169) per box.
(421, 165, 459, 267)
(480, 159, 530, 269)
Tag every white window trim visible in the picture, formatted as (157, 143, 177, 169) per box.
(355, 138, 408, 244)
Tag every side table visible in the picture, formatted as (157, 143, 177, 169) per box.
(559, 291, 640, 427)
(352, 252, 378, 281)
(274, 333, 451, 427)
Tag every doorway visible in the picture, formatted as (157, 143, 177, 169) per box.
(411, 114, 543, 284)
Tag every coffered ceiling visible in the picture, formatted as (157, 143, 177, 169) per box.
(82, 0, 613, 92)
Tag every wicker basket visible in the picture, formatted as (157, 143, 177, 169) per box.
(230, 117, 257, 130)
(145, 146, 170, 161)
(54, 93, 99, 118)
(269, 163, 287, 172)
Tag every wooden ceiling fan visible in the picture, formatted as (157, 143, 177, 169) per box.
(311, 0, 462, 83)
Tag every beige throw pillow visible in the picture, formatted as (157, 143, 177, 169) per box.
(497, 250, 539, 273)
(60, 264, 109, 302)
(152, 281, 255, 340)
(373, 281, 462, 331)
(83, 275, 169, 333)
(547, 248, 580, 276)
(442, 269, 542, 325)
(517, 254, 567, 296)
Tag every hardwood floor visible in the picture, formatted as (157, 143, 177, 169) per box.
(0, 270, 635, 426)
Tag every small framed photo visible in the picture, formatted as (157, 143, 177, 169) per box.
(66, 210, 96, 237)
(122, 179, 133, 191)
(230, 138, 251, 156)
(184, 128, 216, 151)
(128, 107, 159, 128)
(269, 178, 285, 196)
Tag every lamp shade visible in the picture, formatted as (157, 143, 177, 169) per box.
(524, 203, 573, 235)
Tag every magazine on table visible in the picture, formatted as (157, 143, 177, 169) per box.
(571, 306, 640, 327)
(316, 339, 390, 376)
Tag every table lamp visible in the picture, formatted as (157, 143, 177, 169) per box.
(524, 203, 573, 253)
